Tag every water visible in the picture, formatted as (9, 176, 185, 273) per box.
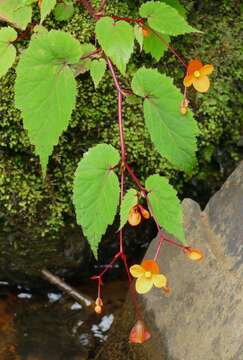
(0, 280, 128, 360)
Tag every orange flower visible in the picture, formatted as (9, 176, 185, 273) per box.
(130, 259, 167, 294)
(129, 320, 151, 344)
(184, 247, 203, 261)
(183, 59, 214, 93)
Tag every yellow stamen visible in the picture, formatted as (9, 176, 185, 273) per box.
(194, 70, 200, 78)
(144, 271, 152, 279)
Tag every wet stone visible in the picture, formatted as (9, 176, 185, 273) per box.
(97, 162, 243, 360)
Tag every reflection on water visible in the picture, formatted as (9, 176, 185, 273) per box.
(0, 280, 128, 360)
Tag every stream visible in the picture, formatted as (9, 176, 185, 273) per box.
(0, 279, 128, 360)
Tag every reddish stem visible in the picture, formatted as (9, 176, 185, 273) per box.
(118, 92, 126, 162)
(154, 235, 165, 261)
(14, 22, 37, 43)
(146, 26, 187, 69)
(122, 253, 142, 319)
(80, 49, 102, 61)
(106, 57, 124, 94)
(120, 173, 125, 254)
(125, 163, 146, 192)
(77, 0, 96, 17)
(163, 236, 189, 251)
(111, 16, 144, 24)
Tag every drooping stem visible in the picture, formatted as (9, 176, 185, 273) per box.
(120, 173, 125, 254)
(118, 91, 126, 162)
(154, 235, 164, 261)
(125, 163, 146, 192)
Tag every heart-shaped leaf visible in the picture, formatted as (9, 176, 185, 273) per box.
(90, 59, 106, 88)
(95, 16, 134, 75)
(15, 30, 82, 175)
(140, 1, 198, 36)
(131, 67, 199, 172)
(73, 144, 120, 258)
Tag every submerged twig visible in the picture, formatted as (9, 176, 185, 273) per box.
(41, 269, 94, 308)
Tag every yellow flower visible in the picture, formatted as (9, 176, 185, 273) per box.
(130, 259, 167, 294)
(183, 59, 214, 93)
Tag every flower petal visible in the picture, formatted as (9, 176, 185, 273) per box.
(135, 276, 153, 294)
(187, 59, 203, 75)
(183, 74, 193, 87)
(130, 264, 145, 278)
(200, 64, 214, 76)
(193, 76, 210, 93)
(153, 274, 167, 288)
(141, 259, 160, 274)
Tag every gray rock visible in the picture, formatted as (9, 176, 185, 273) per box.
(97, 162, 243, 360)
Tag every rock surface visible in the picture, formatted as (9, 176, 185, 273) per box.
(96, 161, 243, 359)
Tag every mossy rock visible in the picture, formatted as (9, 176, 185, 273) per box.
(0, 0, 242, 285)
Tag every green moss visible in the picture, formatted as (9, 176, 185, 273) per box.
(0, 0, 242, 249)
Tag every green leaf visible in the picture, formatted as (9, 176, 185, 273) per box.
(140, 1, 198, 36)
(143, 31, 170, 61)
(95, 16, 134, 75)
(15, 30, 82, 175)
(120, 188, 138, 230)
(32, 24, 48, 38)
(0, 27, 17, 78)
(161, 0, 186, 17)
(40, 0, 56, 23)
(145, 175, 186, 244)
(131, 67, 199, 172)
(0, 0, 32, 30)
(90, 59, 106, 88)
(54, 2, 74, 21)
(74, 43, 96, 76)
(73, 144, 120, 258)
(134, 24, 143, 51)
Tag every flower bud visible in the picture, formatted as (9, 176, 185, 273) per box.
(128, 207, 141, 226)
(94, 305, 102, 314)
(184, 247, 203, 261)
(139, 206, 150, 220)
(142, 27, 150, 37)
(129, 320, 151, 344)
(95, 297, 103, 306)
(180, 105, 188, 115)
